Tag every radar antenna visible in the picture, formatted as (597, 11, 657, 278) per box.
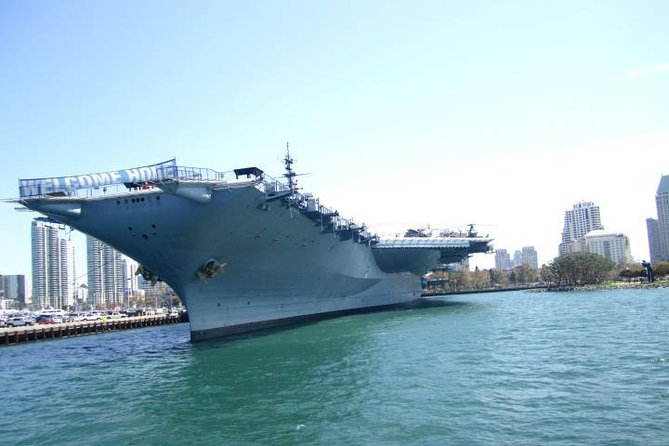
(284, 142, 297, 193)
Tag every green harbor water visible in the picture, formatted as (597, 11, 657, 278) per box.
(1, 288, 668, 445)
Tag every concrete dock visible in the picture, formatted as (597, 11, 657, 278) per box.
(0, 313, 186, 346)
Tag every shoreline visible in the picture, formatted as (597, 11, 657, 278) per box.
(422, 279, 669, 297)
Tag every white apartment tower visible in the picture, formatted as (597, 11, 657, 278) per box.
(494, 249, 512, 271)
(520, 246, 539, 270)
(86, 236, 127, 308)
(583, 230, 632, 265)
(559, 201, 604, 256)
(31, 219, 72, 309)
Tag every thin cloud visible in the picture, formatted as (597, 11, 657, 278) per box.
(627, 62, 669, 78)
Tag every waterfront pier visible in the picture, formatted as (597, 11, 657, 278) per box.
(0, 314, 186, 346)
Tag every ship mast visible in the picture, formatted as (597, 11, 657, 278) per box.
(284, 143, 297, 193)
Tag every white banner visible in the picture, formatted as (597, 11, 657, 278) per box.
(19, 159, 177, 198)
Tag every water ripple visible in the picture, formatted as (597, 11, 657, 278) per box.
(2, 289, 669, 445)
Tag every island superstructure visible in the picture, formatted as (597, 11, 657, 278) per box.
(16, 154, 493, 340)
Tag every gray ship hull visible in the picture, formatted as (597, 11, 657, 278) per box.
(22, 185, 420, 340)
(17, 159, 492, 340)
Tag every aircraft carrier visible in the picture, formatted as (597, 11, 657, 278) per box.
(17, 153, 493, 340)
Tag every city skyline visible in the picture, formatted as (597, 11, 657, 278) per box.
(1, 1, 668, 275)
(5, 217, 173, 309)
(494, 246, 539, 272)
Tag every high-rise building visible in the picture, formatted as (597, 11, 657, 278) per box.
(583, 230, 632, 265)
(494, 249, 512, 271)
(559, 201, 604, 256)
(650, 175, 669, 262)
(558, 200, 633, 264)
(86, 236, 128, 308)
(0, 275, 27, 309)
(31, 219, 72, 309)
(520, 246, 539, 270)
(646, 218, 662, 264)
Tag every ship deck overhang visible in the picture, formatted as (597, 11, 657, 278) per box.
(371, 236, 494, 273)
(373, 237, 494, 254)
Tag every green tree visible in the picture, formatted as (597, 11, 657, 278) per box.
(459, 269, 472, 290)
(539, 264, 553, 283)
(513, 264, 538, 284)
(472, 266, 491, 289)
(548, 252, 615, 286)
(653, 261, 669, 278)
(496, 269, 509, 286)
(489, 268, 508, 286)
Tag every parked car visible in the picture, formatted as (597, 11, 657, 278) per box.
(6, 316, 35, 327)
(36, 313, 65, 324)
(67, 312, 86, 322)
(36, 314, 56, 324)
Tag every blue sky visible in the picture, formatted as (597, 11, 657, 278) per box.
(1, 1, 668, 281)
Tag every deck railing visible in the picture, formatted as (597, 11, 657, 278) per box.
(17, 159, 282, 199)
